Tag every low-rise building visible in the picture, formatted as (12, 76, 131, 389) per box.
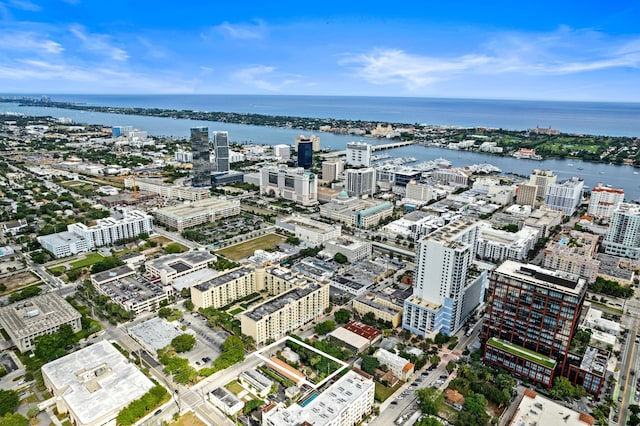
(209, 387, 244, 416)
(124, 177, 210, 201)
(239, 369, 274, 399)
(475, 223, 539, 262)
(320, 191, 393, 229)
(509, 389, 595, 426)
(523, 206, 564, 237)
(353, 294, 403, 327)
(153, 198, 240, 231)
(0, 293, 82, 352)
(41, 340, 155, 426)
(373, 348, 414, 381)
(322, 236, 372, 262)
(262, 370, 375, 426)
(276, 215, 341, 245)
(241, 281, 329, 346)
(146, 251, 216, 285)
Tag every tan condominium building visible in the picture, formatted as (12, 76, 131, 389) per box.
(320, 191, 393, 229)
(153, 197, 240, 231)
(191, 266, 310, 310)
(353, 294, 403, 328)
(276, 215, 341, 246)
(0, 293, 81, 352)
(241, 281, 329, 346)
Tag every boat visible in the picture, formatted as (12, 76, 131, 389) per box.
(577, 167, 584, 170)
(634, 172, 639, 175)
(568, 164, 574, 167)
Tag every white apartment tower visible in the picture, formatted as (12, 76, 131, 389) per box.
(544, 178, 584, 216)
(273, 144, 291, 160)
(345, 167, 376, 197)
(588, 184, 624, 219)
(346, 142, 373, 167)
(604, 203, 640, 259)
(403, 219, 486, 336)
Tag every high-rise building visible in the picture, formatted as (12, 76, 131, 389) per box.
(297, 140, 313, 169)
(191, 126, 211, 187)
(273, 144, 291, 160)
(345, 168, 376, 197)
(322, 159, 344, 182)
(544, 178, 584, 216)
(587, 184, 624, 219)
(516, 183, 539, 206)
(604, 203, 640, 259)
(346, 142, 372, 167)
(213, 131, 229, 172)
(529, 169, 557, 200)
(483, 261, 587, 388)
(403, 219, 487, 336)
(295, 134, 320, 151)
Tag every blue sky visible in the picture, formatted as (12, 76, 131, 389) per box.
(0, 0, 639, 101)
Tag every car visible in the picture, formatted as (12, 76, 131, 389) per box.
(613, 415, 619, 422)
(154, 409, 162, 416)
(632, 370, 636, 376)
(391, 401, 398, 405)
(618, 396, 623, 403)
(196, 361, 201, 366)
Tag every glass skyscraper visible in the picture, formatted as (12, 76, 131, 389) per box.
(191, 126, 211, 187)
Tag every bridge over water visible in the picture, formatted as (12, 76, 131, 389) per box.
(319, 140, 415, 158)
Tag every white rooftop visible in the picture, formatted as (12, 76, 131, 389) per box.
(42, 340, 153, 425)
(510, 391, 593, 426)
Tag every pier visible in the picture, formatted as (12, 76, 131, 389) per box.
(319, 140, 415, 158)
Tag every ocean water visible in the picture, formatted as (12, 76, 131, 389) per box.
(1, 95, 640, 200)
(4, 94, 640, 137)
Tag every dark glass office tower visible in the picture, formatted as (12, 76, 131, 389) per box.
(297, 140, 313, 169)
(213, 131, 230, 172)
(191, 126, 211, 187)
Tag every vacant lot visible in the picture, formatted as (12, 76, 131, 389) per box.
(170, 411, 207, 426)
(0, 271, 40, 294)
(70, 253, 105, 269)
(216, 233, 285, 260)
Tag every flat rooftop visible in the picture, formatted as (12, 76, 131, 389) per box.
(0, 293, 81, 340)
(97, 274, 165, 308)
(244, 282, 321, 320)
(91, 265, 135, 285)
(510, 389, 595, 426)
(495, 260, 585, 295)
(155, 198, 239, 218)
(147, 251, 215, 273)
(38, 231, 87, 246)
(193, 267, 254, 292)
(171, 268, 219, 291)
(41, 340, 154, 425)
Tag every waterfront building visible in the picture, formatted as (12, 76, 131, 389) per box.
(319, 191, 393, 229)
(153, 197, 240, 231)
(346, 142, 372, 167)
(603, 202, 640, 259)
(322, 236, 372, 262)
(241, 280, 329, 346)
(42, 340, 154, 426)
(37, 231, 90, 258)
(543, 231, 600, 283)
(431, 168, 469, 187)
(276, 215, 341, 245)
(0, 293, 82, 352)
(273, 144, 291, 160)
(124, 177, 210, 201)
(66, 210, 153, 249)
(529, 169, 557, 200)
(345, 167, 376, 197)
(483, 261, 587, 389)
(260, 165, 318, 206)
(191, 126, 211, 187)
(403, 219, 487, 336)
(212, 131, 230, 172)
(475, 223, 539, 262)
(588, 184, 624, 219)
(294, 134, 320, 152)
(544, 178, 584, 216)
(297, 139, 313, 169)
(322, 159, 344, 182)
(262, 370, 374, 426)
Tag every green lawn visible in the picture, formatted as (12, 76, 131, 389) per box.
(70, 253, 105, 269)
(225, 380, 244, 395)
(375, 382, 401, 402)
(48, 265, 66, 274)
(216, 234, 285, 260)
(487, 338, 556, 368)
(229, 307, 244, 316)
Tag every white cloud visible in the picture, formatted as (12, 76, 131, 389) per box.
(232, 65, 300, 91)
(342, 28, 640, 89)
(70, 24, 129, 61)
(209, 19, 267, 40)
(7, 0, 40, 11)
(0, 31, 63, 54)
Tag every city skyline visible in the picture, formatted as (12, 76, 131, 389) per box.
(0, 1, 639, 101)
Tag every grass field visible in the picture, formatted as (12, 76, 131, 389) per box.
(225, 380, 244, 395)
(216, 233, 285, 260)
(374, 382, 401, 402)
(228, 307, 244, 316)
(169, 411, 207, 426)
(70, 253, 104, 269)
